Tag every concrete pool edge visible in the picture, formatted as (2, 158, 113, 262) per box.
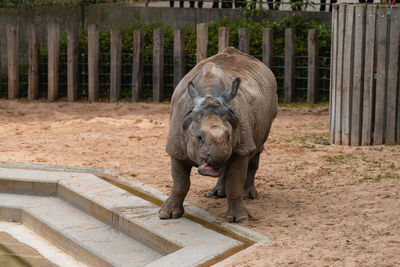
(0, 162, 271, 266)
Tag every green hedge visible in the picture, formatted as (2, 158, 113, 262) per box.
(58, 15, 330, 57)
(1, 15, 330, 101)
(59, 15, 331, 100)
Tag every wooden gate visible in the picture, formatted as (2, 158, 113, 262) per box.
(329, 4, 400, 145)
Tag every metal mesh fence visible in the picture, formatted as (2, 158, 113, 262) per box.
(0, 52, 330, 101)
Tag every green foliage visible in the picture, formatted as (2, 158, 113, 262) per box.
(0, 0, 77, 8)
(50, 15, 331, 101)
(0, 0, 114, 8)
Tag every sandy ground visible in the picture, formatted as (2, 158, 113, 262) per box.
(0, 99, 399, 266)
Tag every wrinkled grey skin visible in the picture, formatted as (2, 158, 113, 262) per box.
(159, 47, 278, 223)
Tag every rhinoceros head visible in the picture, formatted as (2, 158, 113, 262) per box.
(182, 78, 241, 177)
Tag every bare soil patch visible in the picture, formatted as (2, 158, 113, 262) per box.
(1, 99, 399, 266)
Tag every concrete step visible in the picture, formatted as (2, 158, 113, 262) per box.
(0, 166, 266, 267)
(0, 193, 163, 267)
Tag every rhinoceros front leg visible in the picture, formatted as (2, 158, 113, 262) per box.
(225, 156, 252, 223)
(159, 157, 191, 219)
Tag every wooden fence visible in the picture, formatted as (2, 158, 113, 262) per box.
(329, 4, 400, 146)
(3, 23, 323, 104)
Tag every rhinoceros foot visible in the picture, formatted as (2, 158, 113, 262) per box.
(159, 197, 184, 219)
(243, 185, 258, 199)
(205, 184, 226, 198)
(226, 199, 253, 223)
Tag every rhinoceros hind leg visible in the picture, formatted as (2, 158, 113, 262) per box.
(205, 170, 227, 198)
(243, 151, 260, 199)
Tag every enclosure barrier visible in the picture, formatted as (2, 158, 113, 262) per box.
(329, 4, 400, 146)
(4, 23, 322, 103)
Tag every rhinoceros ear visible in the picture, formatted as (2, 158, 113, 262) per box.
(221, 77, 240, 103)
(188, 81, 199, 99)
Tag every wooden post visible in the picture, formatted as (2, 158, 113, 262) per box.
(373, 5, 388, 145)
(48, 23, 60, 102)
(196, 23, 208, 63)
(110, 28, 121, 102)
(329, 5, 339, 144)
(334, 4, 347, 144)
(262, 28, 273, 69)
(350, 5, 366, 146)
(67, 23, 79, 102)
(7, 24, 19, 99)
(386, 6, 400, 145)
(218, 27, 229, 53)
(153, 28, 164, 103)
(88, 24, 99, 102)
(284, 28, 295, 104)
(361, 5, 376, 146)
(238, 28, 250, 54)
(394, 7, 400, 145)
(174, 29, 185, 89)
(307, 29, 319, 104)
(341, 5, 355, 146)
(28, 24, 40, 101)
(132, 29, 144, 102)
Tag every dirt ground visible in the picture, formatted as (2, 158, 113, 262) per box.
(1, 99, 399, 266)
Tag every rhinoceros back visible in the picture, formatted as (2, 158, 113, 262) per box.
(167, 47, 278, 160)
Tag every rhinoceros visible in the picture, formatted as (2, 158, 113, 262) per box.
(159, 47, 277, 222)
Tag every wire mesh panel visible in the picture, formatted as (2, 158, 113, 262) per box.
(318, 56, 330, 101)
(18, 62, 28, 98)
(39, 54, 48, 98)
(79, 52, 89, 98)
(121, 52, 133, 98)
(99, 53, 110, 99)
(59, 53, 68, 98)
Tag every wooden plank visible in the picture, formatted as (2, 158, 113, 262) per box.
(396, 7, 400, 145)
(28, 23, 40, 101)
(110, 28, 121, 102)
(284, 28, 295, 104)
(386, 6, 400, 145)
(361, 5, 377, 146)
(153, 28, 164, 103)
(262, 28, 273, 69)
(0, 32, 1, 84)
(307, 29, 319, 104)
(196, 23, 208, 63)
(238, 28, 250, 54)
(334, 4, 347, 144)
(174, 29, 185, 89)
(48, 23, 60, 102)
(341, 4, 355, 146)
(350, 5, 366, 146)
(373, 5, 388, 145)
(67, 23, 79, 102)
(218, 27, 229, 53)
(329, 5, 339, 144)
(132, 29, 144, 102)
(7, 24, 19, 99)
(88, 24, 99, 102)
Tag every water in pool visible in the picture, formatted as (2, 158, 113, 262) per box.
(0, 244, 30, 267)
